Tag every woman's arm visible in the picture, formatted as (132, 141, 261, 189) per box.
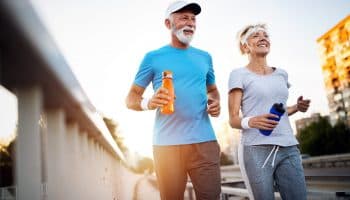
(287, 104, 298, 116)
(228, 89, 278, 130)
(228, 89, 244, 129)
(287, 96, 311, 116)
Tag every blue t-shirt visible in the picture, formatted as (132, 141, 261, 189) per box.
(134, 45, 217, 145)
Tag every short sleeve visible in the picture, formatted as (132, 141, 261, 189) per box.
(279, 68, 291, 88)
(133, 53, 154, 88)
(206, 53, 216, 86)
(228, 69, 244, 93)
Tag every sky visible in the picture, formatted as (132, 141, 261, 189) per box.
(1, 0, 349, 157)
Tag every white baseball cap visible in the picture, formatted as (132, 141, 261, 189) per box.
(165, 1, 201, 18)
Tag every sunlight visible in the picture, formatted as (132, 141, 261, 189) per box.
(118, 110, 155, 158)
(0, 86, 17, 146)
(27, 0, 350, 159)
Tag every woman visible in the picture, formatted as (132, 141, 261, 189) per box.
(228, 24, 311, 200)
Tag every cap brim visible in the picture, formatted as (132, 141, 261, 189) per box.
(174, 3, 201, 15)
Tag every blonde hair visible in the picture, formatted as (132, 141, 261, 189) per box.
(237, 23, 269, 55)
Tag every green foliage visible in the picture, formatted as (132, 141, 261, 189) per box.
(220, 152, 233, 166)
(102, 116, 154, 174)
(329, 121, 350, 154)
(0, 140, 14, 187)
(296, 117, 350, 156)
(102, 116, 128, 153)
(133, 156, 154, 174)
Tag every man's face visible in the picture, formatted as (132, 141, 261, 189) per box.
(169, 11, 196, 45)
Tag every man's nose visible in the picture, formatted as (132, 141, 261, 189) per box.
(185, 19, 195, 27)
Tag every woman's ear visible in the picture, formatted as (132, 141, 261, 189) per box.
(240, 43, 249, 54)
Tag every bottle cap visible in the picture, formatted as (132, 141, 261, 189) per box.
(162, 71, 173, 79)
(273, 103, 285, 113)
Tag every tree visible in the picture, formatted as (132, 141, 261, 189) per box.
(103, 116, 128, 153)
(134, 156, 154, 174)
(327, 121, 350, 154)
(0, 140, 15, 187)
(102, 116, 154, 174)
(220, 152, 233, 166)
(296, 117, 350, 156)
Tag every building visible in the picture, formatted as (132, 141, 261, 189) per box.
(317, 15, 350, 125)
(295, 113, 325, 135)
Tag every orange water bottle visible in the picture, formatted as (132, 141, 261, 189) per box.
(161, 71, 175, 114)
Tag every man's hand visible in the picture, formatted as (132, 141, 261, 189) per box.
(148, 87, 172, 110)
(207, 98, 220, 117)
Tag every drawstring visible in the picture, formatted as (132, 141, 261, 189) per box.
(262, 145, 280, 168)
(271, 146, 279, 167)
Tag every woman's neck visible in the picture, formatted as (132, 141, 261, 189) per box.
(248, 56, 268, 68)
(247, 56, 270, 74)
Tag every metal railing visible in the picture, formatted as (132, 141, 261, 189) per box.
(0, 1, 128, 199)
(0, 186, 16, 200)
(217, 153, 350, 200)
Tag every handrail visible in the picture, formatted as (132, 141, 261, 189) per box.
(0, 0, 125, 161)
(0, 186, 16, 200)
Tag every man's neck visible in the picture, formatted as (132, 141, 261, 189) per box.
(171, 37, 189, 49)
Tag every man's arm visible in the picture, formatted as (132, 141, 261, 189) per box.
(126, 84, 146, 111)
(207, 84, 220, 117)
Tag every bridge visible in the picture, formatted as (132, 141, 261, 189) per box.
(1, 1, 350, 200)
(0, 0, 132, 199)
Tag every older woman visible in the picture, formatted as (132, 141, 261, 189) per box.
(228, 24, 310, 200)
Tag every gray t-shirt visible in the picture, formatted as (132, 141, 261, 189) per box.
(228, 67, 298, 146)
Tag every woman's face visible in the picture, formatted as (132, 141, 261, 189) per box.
(245, 30, 270, 56)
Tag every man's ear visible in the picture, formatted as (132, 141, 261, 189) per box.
(165, 19, 171, 29)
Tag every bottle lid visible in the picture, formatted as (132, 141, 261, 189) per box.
(273, 103, 285, 113)
(162, 71, 173, 79)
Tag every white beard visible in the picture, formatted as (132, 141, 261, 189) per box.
(172, 25, 194, 45)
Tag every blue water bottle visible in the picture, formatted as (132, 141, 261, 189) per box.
(259, 103, 285, 136)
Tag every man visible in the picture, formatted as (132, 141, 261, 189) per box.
(125, 1, 221, 199)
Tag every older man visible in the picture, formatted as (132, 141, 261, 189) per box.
(126, 1, 221, 199)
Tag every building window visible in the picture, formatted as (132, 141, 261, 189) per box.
(324, 37, 333, 54)
(339, 26, 349, 43)
(334, 93, 342, 101)
(332, 78, 340, 88)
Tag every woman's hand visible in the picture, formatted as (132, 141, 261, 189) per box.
(296, 96, 310, 112)
(249, 113, 279, 130)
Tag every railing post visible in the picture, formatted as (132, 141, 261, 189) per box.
(71, 123, 82, 199)
(16, 86, 43, 200)
(45, 109, 66, 200)
(220, 193, 228, 200)
(87, 136, 95, 199)
(65, 123, 79, 200)
(79, 131, 89, 199)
